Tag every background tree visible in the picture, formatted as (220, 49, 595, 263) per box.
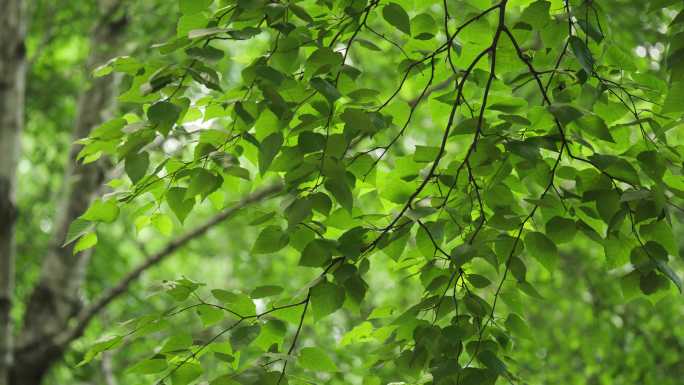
(0, 0, 27, 382)
(2, 0, 173, 383)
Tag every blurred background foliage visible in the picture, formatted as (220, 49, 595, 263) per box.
(13, 0, 683, 384)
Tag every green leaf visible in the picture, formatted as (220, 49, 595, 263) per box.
(340, 321, 373, 346)
(466, 274, 492, 288)
(338, 227, 367, 260)
(569, 36, 594, 73)
(152, 214, 173, 236)
(414, 145, 440, 162)
(285, 198, 312, 227)
(299, 347, 338, 372)
(81, 199, 120, 223)
(575, 114, 614, 142)
(225, 166, 251, 180)
(519, 281, 544, 299)
(125, 151, 150, 184)
(127, 358, 167, 374)
(577, 19, 604, 42)
(310, 280, 345, 321)
(452, 241, 477, 265)
(505, 313, 532, 339)
(640, 270, 668, 295)
(521, 0, 551, 30)
(477, 350, 507, 375)
(63, 219, 95, 246)
(548, 104, 583, 124)
(589, 154, 640, 185)
(343, 274, 367, 305)
(166, 187, 195, 223)
(620, 189, 651, 203)
(230, 324, 261, 350)
(298, 131, 326, 153)
(250, 285, 284, 299)
(258, 132, 283, 175)
(93, 57, 141, 78)
(253, 319, 286, 351)
(411, 13, 437, 40)
(270, 303, 304, 325)
(509, 256, 527, 283)
(368, 306, 394, 320)
(340, 108, 373, 134)
(305, 47, 342, 78)
(662, 81, 684, 114)
(147, 101, 181, 135)
(78, 336, 123, 366)
(172, 363, 202, 385)
(655, 259, 683, 293)
(524, 231, 558, 272)
(640, 220, 677, 255)
(382, 3, 411, 35)
(325, 176, 353, 213)
(505, 140, 540, 160)
(619, 270, 641, 300)
(227, 26, 261, 40)
(451, 117, 479, 135)
(234, 101, 255, 125)
(310, 77, 341, 104)
(545, 216, 577, 244)
(165, 278, 201, 301)
(186, 168, 223, 199)
(300, 238, 334, 267)
(197, 304, 224, 326)
(178, 13, 210, 38)
(161, 333, 193, 354)
(256, 65, 286, 86)
(252, 225, 289, 254)
(406, 207, 437, 221)
(179, 0, 212, 14)
(289, 3, 313, 23)
(139, 74, 174, 96)
(637, 151, 666, 180)
(187, 45, 224, 61)
(211, 289, 256, 316)
(210, 375, 241, 385)
(464, 293, 490, 317)
(73, 232, 98, 254)
(459, 368, 497, 385)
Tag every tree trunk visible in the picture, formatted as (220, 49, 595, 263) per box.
(0, 0, 27, 384)
(10, 1, 127, 384)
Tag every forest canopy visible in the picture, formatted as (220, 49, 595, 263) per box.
(2, 0, 684, 384)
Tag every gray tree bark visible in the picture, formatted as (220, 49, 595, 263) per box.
(0, 1, 27, 384)
(3, 2, 281, 384)
(9, 1, 127, 384)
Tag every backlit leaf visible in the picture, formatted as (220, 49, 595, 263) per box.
(382, 3, 411, 35)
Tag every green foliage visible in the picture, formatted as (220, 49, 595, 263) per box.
(71, 0, 684, 384)
(299, 346, 338, 372)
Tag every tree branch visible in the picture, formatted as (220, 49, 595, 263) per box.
(0, 0, 27, 384)
(101, 350, 117, 385)
(54, 182, 283, 349)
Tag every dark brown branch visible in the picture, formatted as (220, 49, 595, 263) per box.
(277, 291, 311, 384)
(54, 182, 283, 349)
